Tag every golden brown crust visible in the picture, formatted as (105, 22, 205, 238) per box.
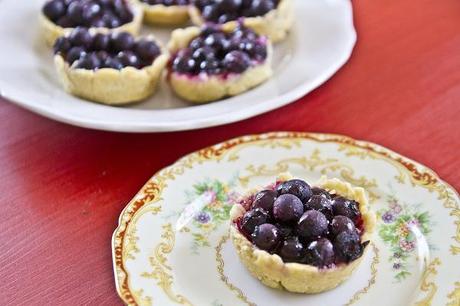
(167, 26, 273, 103)
(39, 0, 143, 46)
(54, 35, 169, 105)
(135, 1, 189, 26)
(229, 174, 376, 294)
(189, 0, 294, 43)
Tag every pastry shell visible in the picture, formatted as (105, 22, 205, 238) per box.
(135, 1, 189, 26)
(39, 0, 143, 46)
(229, 174, 376, 294)
(189, 0, 294, 43)
(167, 26, 273, 103)
(54, 35, 169, 105)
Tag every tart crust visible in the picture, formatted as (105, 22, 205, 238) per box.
(189, 0, 294, 43)
(39, 0, 143, 46)
(229, 174, 376, 294)
(167, 26, 273, 103)
(54, 36, 169, 105)
(136, 1, 189, 26)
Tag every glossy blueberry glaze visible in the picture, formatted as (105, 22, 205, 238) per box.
(170, 25, 268, 78)
(43, 0, 134, 29)
(236, 178, 368, 267)
(53, 29, 161, 70)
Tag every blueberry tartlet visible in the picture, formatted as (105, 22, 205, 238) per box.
(229, 174, 376, 293)
(189, 0, 293, 43)
(40, 0, 142, 46)
(53, 28, 169, 104)
(167, 24, 273, 103)
(136, 0, 190, 26)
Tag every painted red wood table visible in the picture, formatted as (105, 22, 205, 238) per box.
(1, 0, 459, 305)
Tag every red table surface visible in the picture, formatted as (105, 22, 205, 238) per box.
(1, 0, 460, 305)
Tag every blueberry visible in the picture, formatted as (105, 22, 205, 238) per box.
(66, 46, 86, 64)
(330, 215, 356, 236)
(204, 32, 228, 51)
(305, 238, 335, 267)
(311, 187, 332, 200)
(252, 190, 277, 213)
(91, 18, 107, 28)
(279, 236, 306, 263)
(82, 2, 102, 22)
(134, 40, 161, 62)
(98, 0, 113, 8)
(56, 16, 75, 28)
(92, 33, 110, 50)
(251, 40, 267, 61)
(332, 197, 361, 222)
(102, 12, 122, 28)
(43, 0, 66, 21)
(117, 51, 140, 67)
(172, 53, 196, 73)
(189, 37, 205, 50)
(75, 53, 101, 69)
(192, 46, 215, 62)
(200, 24, 220, 37)
(111, 32, 135, 52)
(276, 179, 312, 203)
(53, 36, 72, 54)
(237, 39, 255, 53)
(217, 0, 242, 12)
(225, 38, 241, 52)
(241, 0, 252, 9)
(333, 232, 365, 263)
(232, 25, 257, 40)
(69, 27, 93, 48)
(217, 13, 237, 24)
(240, 208, 270, 235)
(113, 0, 133, 22)
(273, 194, 304, 223)
(297, 210, 328, 241)
(223, 50, 250, 73)
(96, 50, 109, 62)
(194, 0, 211, 10)
(202, 5, 220, 22)
(248, 0, 274, 16)
(251, 223, 280, 251)
(67, 1, 85, 24)
(275, 223, 293, 239)
(103, 56, 124, 69)
(199, 59, 221, 74)
(305, 195, 333, 220)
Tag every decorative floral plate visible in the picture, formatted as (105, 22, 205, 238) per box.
(0, 0, 355, 132)
(112, 132, 460, 305)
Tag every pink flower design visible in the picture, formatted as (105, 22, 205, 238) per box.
(399, 239, 416, 252)
(407, 219, 421, 228)
(226, 191, 240, 204)
(208, 190, 217, 203)
(392, 205, 402, 214)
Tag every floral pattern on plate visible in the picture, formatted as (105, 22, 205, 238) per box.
(112, 132, 460, 306)
(377, 194, 434, 281)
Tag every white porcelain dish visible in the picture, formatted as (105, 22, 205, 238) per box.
(0, 0, 356, 132)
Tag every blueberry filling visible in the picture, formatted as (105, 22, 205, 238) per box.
(140, 0, 190, 6)
(236, 179, 368, 268)
(193, 0, 280, 24)
(171, 25, 267, 76)
(42, 0, 134, 29)
(53, 28, 161, 70)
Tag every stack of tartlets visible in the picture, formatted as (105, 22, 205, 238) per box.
(230, 174, 376, 293)
(40, 0, 294, 105)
